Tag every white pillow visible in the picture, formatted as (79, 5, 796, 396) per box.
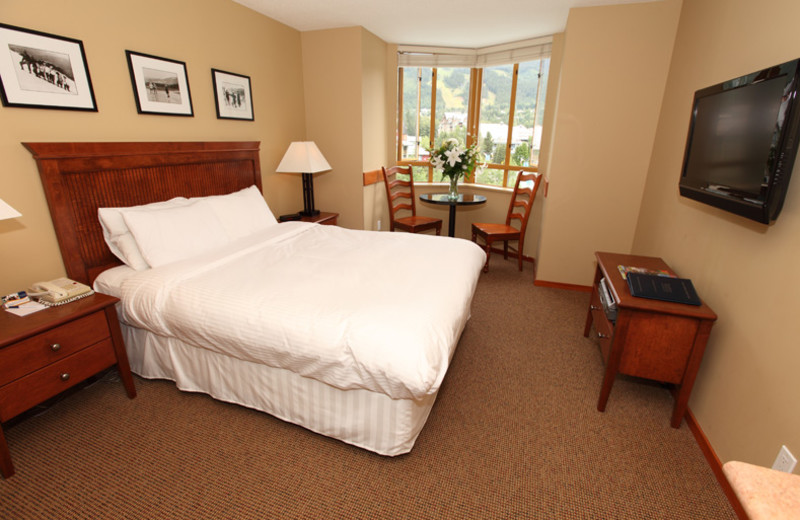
(196, 185, 278, 240)
(122, 199, 231, 268)
(98, 197, 190, 270)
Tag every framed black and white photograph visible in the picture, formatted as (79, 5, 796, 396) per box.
(211, 68, 253, 121)
(0, 23, 97, 111)
(126, 50, 193, 116)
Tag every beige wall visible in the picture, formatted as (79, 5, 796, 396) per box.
(302, 27, 395, 232)
(360, 33, 393, 231)
(536, 0, 682, 286)
(301, 28, 364, 229)
(0, 0, 305, 294)
(634, 0, 800, 471)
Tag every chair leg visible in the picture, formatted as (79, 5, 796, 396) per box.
(518, 237, 525, 271)
(483, 240, 491, 273)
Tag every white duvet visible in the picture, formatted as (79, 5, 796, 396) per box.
(114, 222, 485, 400)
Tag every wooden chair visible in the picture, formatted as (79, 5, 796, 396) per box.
(382, 165, 442, 235)
(471, 172, 542, 273)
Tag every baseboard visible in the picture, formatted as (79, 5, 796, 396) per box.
(684, 408, 748, 519)
(487, 246, 535, 264)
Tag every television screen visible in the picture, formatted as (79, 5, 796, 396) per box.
(679, 59, 800, 224)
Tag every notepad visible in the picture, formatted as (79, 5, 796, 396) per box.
(626, 272, 702, 306)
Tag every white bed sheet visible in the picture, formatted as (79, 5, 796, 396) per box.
(112, 222, 485, 401)
(97, 223, 485, 454)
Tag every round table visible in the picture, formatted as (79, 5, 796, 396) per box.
(419, 193, 487, 237)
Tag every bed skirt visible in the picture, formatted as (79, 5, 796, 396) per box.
(121, 324, 437, 456)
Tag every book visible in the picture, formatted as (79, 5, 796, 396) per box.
(626, 272, 702, 306)
(617, 265, 675, 280)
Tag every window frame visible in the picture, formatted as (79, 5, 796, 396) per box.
(396, 60, 546, 188)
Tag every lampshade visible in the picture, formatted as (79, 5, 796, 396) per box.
(276, 142, 331, 218)
(0, 198, 21, 221)
(276, 142, 331, 174)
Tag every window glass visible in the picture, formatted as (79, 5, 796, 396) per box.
(477, 65, 514, 186)
(411, 165, 429, 183)
(433, 67, 471, 151)
(401, 67, 432, 161)
(510, 59, 549, 169)
(476, 167, 505, 186)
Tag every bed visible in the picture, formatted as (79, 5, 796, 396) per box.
(25, 141, 485, 456)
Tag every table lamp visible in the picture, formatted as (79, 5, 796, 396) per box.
(0, 198, 21, 220)
(276, 141, 331, 217)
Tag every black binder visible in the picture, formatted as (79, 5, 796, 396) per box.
(626, 272, 702, 306)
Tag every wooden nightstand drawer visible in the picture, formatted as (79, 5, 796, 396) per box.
(0, 338, 116, 422)
(0, 311, 109, 387)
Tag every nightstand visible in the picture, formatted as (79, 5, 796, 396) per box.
(279, 212, 339, 225)
(302, 212, 338, 225)
(0, 293, 136, 478)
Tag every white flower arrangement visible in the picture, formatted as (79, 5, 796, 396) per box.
(428, 137, 483, 182)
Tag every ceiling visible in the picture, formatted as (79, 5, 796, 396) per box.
(233, 0, 658, 48)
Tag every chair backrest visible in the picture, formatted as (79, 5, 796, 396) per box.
(505, 171, 543, 235)
(381, 165, 418, 221)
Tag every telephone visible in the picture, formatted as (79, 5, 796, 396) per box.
(30, 277, 93, 305)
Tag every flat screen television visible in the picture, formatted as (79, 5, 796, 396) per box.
(679, 58, 800, 224)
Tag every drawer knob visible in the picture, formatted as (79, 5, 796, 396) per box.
(597, 333, 609, 339)
(50, 343, 62, 352)
(590, 305, 601, 311)
(60, 373, 70, 382)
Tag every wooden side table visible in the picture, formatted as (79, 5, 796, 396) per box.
(0, 293, 136, 477)
(301, 211, 338, 225)
(278, 211, 338, 225)
(583, 251, 717, 427)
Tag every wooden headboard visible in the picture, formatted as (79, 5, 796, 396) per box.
(24, 141, 262, 285)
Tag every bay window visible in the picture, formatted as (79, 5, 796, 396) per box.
(397, 38, 551, 188)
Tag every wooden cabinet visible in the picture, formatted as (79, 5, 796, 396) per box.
(583, 252, 717, 428)
(0, 293, 136, 477)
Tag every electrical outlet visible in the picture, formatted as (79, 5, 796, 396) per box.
(377, 219, 382, 231)
(772, 445, 797, 473)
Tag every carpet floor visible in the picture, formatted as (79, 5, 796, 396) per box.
(0, 258, 736, 519)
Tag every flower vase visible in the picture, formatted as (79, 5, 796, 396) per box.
(448, 175, 459, 201)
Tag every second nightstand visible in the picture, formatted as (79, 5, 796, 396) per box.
(281, 212, 338, 226)
(301, 211, 338, 225)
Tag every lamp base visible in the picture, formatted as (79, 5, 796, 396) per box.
(300, 172, 320, 218)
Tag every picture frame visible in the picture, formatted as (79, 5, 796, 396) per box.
(125, 50, 193, 116)
(211, 68, 253, 121)
(0, 23, 97, 111)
